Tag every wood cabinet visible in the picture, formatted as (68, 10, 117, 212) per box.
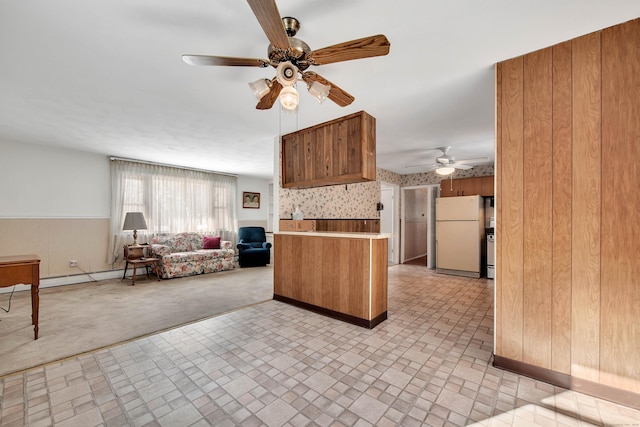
(481, 175, 495, 196)
(279, 220, 316, 232)
(440, 175, 494, 197)
(439, 178, 460, 197)
(281, 111, 376, 188)
(274, 232, 388, 328)
(314, 219, 380, 233)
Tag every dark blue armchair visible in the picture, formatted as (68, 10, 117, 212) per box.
(237, 227, 272, 267)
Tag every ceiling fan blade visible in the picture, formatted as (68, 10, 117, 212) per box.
(453, 163, 473, 170)
(256, 80, 282, 110)
(302, 72, 354, 107)
(310, 34, 390, 65)
(182, 55, 270, 67)
(247, 0, 291, 50)
(456, 156, 490, 164)
(405, 164, 437, 170)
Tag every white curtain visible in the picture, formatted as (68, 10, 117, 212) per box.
(108, 159, 238, 265)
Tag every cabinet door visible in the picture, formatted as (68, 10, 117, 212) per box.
(440, 178, 460, 197)
(481, 176, 495, 196)
(459, 177, 482, 196)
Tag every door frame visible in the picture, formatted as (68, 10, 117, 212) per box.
(380, 181, 400, 264)
(401, 184, 440, 264)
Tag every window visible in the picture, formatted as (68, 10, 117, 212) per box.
(108, 159, 237, 264)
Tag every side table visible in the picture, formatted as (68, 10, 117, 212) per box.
(122, 244, 160, 285)
(123, 257, 160, 285)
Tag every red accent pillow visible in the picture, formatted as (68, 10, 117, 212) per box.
(203, 236, 221, 249)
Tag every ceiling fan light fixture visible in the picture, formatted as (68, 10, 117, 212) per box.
(279, 85, 299, 111)
(308, 81, 330, 103)
(435, 166, 455, 176)
(276, 61, 298, 87)
(249, 78, 271, 100)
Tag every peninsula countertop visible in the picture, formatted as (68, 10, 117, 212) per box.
(274, 231, 392, 239)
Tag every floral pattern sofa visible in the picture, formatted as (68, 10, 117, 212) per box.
(149, 232, 236, 279)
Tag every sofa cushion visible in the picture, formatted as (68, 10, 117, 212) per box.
(203, 236, 221, 249)
(151, 233, 191, 252)
(150, 244, 171, 257)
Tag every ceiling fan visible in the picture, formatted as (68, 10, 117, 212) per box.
(182, 0, 390, 111)
(405, 146, 489, 176)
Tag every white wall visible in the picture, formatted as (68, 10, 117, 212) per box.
(0, 140, 110, 218)
(236, 175, 270, 224)
(0, 139, 271, 282)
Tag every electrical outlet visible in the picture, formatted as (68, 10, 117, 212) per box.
(69, 260, 78, 267)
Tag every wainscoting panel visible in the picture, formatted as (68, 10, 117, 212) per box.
(0, 218, 111, 278)
(495, 17, 640, 402)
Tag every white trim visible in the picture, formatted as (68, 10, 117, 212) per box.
(0, 270, 124, 294)
(400, 184, 440, 264)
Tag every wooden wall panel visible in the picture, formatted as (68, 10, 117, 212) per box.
(600, 20, 640, 393)
(522, 47, 553, 368)
(551, 41, 573, 375)
(570, 31, 601, 383)
(347, 239, 367, 318)
(370, 239, 388, 318)
(494, 64, 502, 355)
(496, 17, 640, 400)
(499, 56, 525, 361)
(273, 234, 292, 297)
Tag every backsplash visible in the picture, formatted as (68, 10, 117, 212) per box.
(278, 166, 495, 219)
(401, 165, 494, 187)
(279, 180, 380, 219)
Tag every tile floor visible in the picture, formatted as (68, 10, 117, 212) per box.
(1, 265, 639, 426)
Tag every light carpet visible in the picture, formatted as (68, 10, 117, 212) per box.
(0, 265, 273, 377)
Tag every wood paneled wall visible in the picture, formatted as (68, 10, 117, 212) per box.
(495, 18, 640, 396)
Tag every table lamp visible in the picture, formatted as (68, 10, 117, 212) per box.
(123, 212, 147, 246)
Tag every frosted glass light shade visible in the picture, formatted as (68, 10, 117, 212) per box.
(435, 166, 455, 176)
(279, 85, 299, 111)
(308, 81, 330, 103)
(249, 79, 271, 100)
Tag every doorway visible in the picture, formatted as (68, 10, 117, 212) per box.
(401, 185, 439, 267)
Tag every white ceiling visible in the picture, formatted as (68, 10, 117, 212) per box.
(1, 1, 639, 179)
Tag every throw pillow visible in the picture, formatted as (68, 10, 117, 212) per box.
(203, 236, 221, 249)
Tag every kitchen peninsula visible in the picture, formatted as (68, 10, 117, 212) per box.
(273, 231, 389, 328)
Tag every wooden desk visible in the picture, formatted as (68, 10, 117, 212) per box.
(0, 255, 41, 340)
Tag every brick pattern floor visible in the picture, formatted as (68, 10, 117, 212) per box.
(1, 265, 639, 426)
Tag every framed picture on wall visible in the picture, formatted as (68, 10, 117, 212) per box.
(242, 192, 260, 209)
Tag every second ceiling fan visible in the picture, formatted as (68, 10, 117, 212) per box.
(406, 146, 489, 176)
(182, 0, 390, 110)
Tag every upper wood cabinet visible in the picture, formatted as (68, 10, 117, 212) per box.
(440, 175, 494, 197)
(439, 178, 460, 197)
(281, 111, 376, 188)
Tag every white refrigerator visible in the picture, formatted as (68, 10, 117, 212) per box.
(435, 195, 485, 278)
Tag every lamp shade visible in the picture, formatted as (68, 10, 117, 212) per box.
(435, 166, 455, 176)
(122, 212, 147, 231)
